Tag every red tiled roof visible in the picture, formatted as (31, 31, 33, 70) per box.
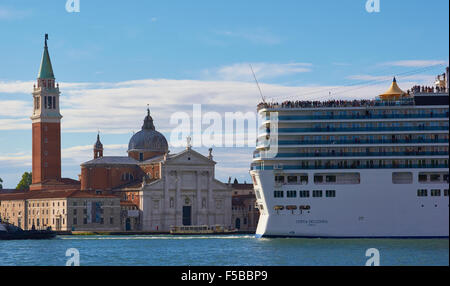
(0, 189, 119, 201)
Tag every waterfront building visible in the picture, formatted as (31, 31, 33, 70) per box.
(81, 119, 232, 232)
(231, 178, 259, 232)
(0, 34, 233, 232)
(0, 190, 121, 231)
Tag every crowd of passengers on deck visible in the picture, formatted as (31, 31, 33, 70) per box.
(257, 98, 416, 110)
(409, 85, 448, 94)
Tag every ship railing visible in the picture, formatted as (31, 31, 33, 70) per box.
(251, 164, 449, 171)
(254, 151, 449, 159)
(257, 139, 448, 146)
(269, 126, 448, 133)
(264, 113, 449, 121)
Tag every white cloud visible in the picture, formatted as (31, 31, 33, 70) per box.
(205, 62, 312, 81)
(0, 144, 128, 169)
(382, 60, 448, 67)
(347, 74, 436, 84)
(0, 74, 440, 134)
(0, 7, 30, 20)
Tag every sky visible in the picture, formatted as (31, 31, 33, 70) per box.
(0, 0, 449, 188)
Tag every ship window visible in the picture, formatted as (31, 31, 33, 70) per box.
(417, 189, 428, 197)
(273, 190, 284, 198)
(275, 175, 285, 184)
(392, 172, 413, 184)
(287, 190, 297, 198)
(313, 190, 323, 197)
(431, 189, 441, 196)
(300, 175, 308, 184)
(299, 190, 310, 198)
(444, 189, 449, 196)
(418, 174, 427, 182)
(314, 175, 323, 183)
(287, 176, 298, 184)
(326, 190, 336, 197)
(430, 174, 441, 182)
(325, 175, 336, 183)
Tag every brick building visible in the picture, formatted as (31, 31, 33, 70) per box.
(231, 179, 259, 232)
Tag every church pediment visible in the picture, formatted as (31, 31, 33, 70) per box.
(143, 178, 163, 190)
(166, 149, 215, 166)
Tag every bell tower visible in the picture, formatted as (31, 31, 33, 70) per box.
(94, 132, 104, 159)
(30, 34, 62, 189)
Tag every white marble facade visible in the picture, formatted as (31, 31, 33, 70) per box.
(139, 148, 232, 231)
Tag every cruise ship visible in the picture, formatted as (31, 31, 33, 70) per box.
(250, 68, 449, 238)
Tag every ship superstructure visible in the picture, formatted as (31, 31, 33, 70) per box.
(250, 68, 449, 238)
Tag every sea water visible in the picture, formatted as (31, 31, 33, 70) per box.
(0, 235, 448, 266)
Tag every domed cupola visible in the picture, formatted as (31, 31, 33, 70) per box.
(128, 108, 168, 161)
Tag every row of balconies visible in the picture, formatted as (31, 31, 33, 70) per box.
(253, 151, 448, 159)
(251, 163, 449, 171)
(260, 125, 448, 134)
(257, 138, 448, 147)
(264, 112, 449, 121)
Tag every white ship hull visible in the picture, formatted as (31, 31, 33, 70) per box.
(252, 169, 449, 238)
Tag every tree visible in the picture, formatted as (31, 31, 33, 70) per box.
(16, 172, 32, 191)
(0, 177, 3, 189)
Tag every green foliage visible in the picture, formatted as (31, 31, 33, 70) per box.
(16, 172, 32, 191)
(0, 177, 3, 189)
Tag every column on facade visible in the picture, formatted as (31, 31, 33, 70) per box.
(196, 171, 201, 225)
(207, 170, 214, 225)
(176, 170, 182, 226)
(163, 167, 169, 230)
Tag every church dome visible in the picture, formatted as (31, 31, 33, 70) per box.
(128, 109, 168, 155)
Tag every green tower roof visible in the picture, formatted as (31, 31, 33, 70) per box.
(38, 34, 55, 79)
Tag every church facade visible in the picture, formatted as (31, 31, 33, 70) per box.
(140, 148, 231, 231)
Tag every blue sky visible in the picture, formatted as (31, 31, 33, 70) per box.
(0, 0, 449, 188)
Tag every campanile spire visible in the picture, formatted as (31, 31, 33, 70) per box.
(30, 34, 63, 190)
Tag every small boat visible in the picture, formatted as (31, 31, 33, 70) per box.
(170, 225, 238, 235)
(0, 221, 57, 240)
